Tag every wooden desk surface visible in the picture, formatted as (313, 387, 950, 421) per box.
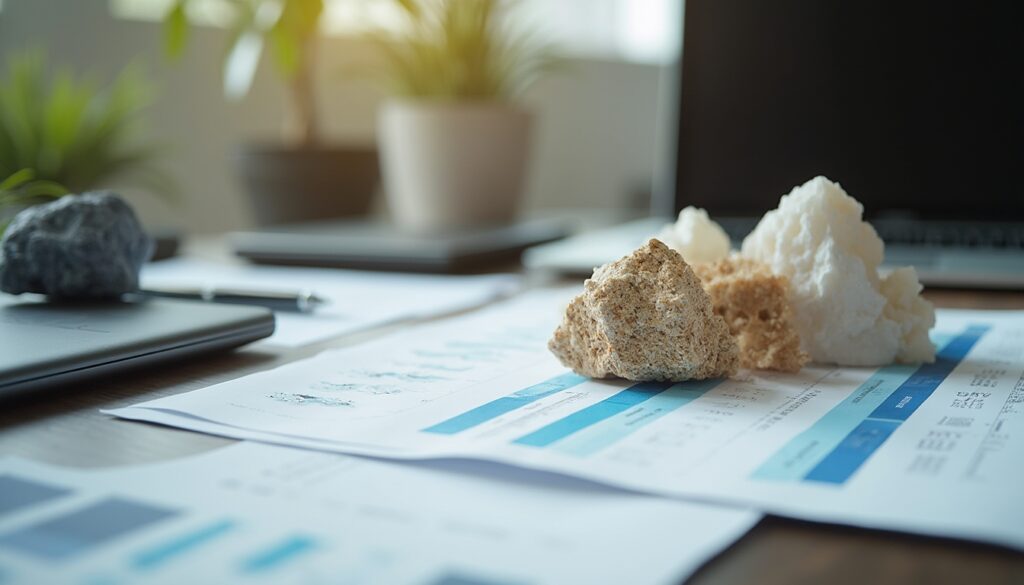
(1, 284, 1022, 584)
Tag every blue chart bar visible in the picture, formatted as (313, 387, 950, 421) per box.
(800, 324, 989, 485)
(512, 382, 672, 448)
(422, 372, 587, 435)
(869, 325, 988, 422)
(131, 519, 235, 570)
(803, 419, 900, 483)
(428, 573, 520, 585)
(751, 363, 917, 481)
(0, 475, 72, 518)
(0, 498, 178, 561)
(241, 535, 317, 574)
(552, 379, 725, 457)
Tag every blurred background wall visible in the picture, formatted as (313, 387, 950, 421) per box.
(0, 0, 675, 233)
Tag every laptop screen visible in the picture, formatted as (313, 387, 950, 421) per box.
(672, 1, 1024, 220)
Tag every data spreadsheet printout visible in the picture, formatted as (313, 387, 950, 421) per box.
(111, 291, 1024, 549)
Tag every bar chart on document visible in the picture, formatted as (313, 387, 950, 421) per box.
(404, 313, 1024, 548)
(110, 293, 1024, 549)
(0, 443, 758, 585)
(0, 473, 341, 584)
(418, 324, 987, 484)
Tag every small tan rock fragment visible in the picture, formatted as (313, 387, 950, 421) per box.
(693, 257, 809, 373)
(548, 239, 739, 381)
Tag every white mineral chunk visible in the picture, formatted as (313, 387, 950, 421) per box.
(740, 176, 935, 366)
(656, 206, 731, 263)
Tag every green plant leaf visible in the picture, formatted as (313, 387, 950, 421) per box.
(17, 179, 68, 198)
(395, 0, 421, 18)
(268, 0, 323, 78)
(0, 168, 68, 221)
(0, 168, 34, 190)
(164, 1, 191, 60)
(363, 0, 559, 101)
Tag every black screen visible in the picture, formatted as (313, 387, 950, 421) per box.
(674, 1, 1024, 219)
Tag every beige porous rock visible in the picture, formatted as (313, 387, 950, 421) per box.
(694, 256, 809, 373)
(548, 239, 739, 381)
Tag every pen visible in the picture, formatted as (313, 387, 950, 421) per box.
(140, 286, 326, 313)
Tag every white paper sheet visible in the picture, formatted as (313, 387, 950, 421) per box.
(110, 291, 1024, 549)
(141, 259, 522, 346)
(0, 442, 758, 585)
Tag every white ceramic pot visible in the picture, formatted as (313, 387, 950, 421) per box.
(378, 101, 533, 231)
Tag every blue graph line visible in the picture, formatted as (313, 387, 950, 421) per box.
(131, 519, 235, 570)
(512, 381, 673, 447)
(240, 535, 317, 574)
(422, 372, 587, 435)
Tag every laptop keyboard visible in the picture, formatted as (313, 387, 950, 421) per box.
(871, 220, 1024, 249)
(717, 218, 1024, 250)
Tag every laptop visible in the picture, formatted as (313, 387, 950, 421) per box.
(0, 295, 274, 398)
(525, 1, 1024, 288)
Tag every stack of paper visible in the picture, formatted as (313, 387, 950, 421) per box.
(111, 290, 1024, 550)
(142, 259, 523, 347)
(0, 442, 757, 584)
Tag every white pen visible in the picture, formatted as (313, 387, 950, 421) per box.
(140, 286, 326, 313)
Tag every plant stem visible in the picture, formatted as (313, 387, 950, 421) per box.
(288, 37, 319, 147)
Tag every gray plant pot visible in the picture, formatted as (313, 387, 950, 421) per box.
(236, 144, 379, 226)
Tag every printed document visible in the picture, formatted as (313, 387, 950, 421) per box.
(111, 290, 1024, 549)
(0, 442, 758, 584)
(142, 258, 521, 346)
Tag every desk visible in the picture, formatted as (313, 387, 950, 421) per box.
(1, 269, 1022, 584)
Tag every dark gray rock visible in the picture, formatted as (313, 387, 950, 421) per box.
(0, 192, 154, 298)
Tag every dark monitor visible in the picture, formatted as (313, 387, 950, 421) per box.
(672, 1, 1024, 220)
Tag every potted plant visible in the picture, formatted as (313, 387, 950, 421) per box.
(369, 0, 558, 231)
(0, 51, 168, 227)
(165, 0, 379, 226)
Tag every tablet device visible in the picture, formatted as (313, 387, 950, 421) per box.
(230, 218, 568, 273)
